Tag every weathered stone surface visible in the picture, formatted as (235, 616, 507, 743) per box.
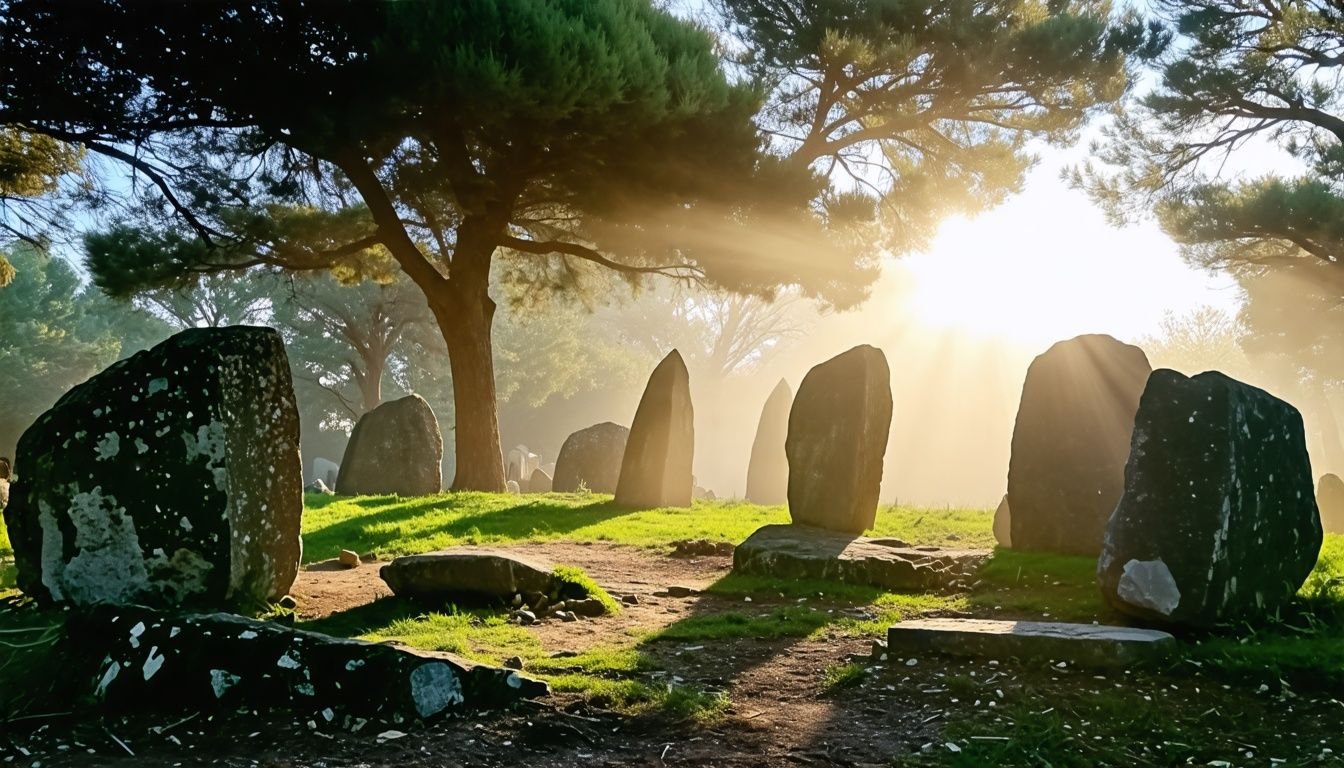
(528, 468, 553, 494)
(993, 495, 1011, 547)
(337, 395, 442, 497)
(887, 618, 1175, 668)
(615, 350, 694, 509)
(1318, 473, 1344, 534)
(745, 379, 792, 505)
(506, 480, 521, 494)
(338, 549, 361, 568)
(72, 605, 546, 723)
(1099, 370, 1322, 627)
(553, 422, 629, 494)
(306, 479, 333, 495)
(3, 326, 302, 608)
(786, 345, 892, 533)
(1007, 334, 1151, 555)
(733, 524, 988, 591)
(381, 549, 556, 603)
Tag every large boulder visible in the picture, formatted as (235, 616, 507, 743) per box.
(745, 379, 792, 505)
(2, 326, 302, 608)
(1007, 334, 1151, 555)
(614, 350, 694, 508)
(552, 422, 629, 493)
(74, 605, 546, 723)
(336, 395, 442, 497)
(1317, 473, 1344, 534)
(1098, 370, 1322, 627)
(786, 345, 892, 533)
(380, 549, 556, 603)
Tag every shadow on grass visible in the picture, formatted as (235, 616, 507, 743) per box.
(302, 494, 639, 563)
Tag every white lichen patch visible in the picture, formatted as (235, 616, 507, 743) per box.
(147, 377, 169, 396)
(277, 652, 303, 670)
(209, 669, 241, 699)
(409, 662, 463, 718)
(135, 438, 149, 455)
(40, 489, 151, 605)
(142, 646, 165, 680)
(128, 621, 146, 649)
(95, 432, 121, 461)
(95, 658, 120, 698)
(1118, 558, 1182, 616)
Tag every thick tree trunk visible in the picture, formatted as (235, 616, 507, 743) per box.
(432, 228, 506, 492)
(357, 351, 385, 415)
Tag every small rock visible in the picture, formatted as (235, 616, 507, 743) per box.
(338, 549, 361, 568)
(514, 610, 538, 626)
(559, 611, 578, 623)
(550, 650, 579, 659)
(663, 586, 699, 598)
(278, 595, 298, 610)
(504, 656, 525, 670)
(568, 598, 607, 617)
(621, 594, 639, 606)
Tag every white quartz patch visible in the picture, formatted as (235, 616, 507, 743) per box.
(1117, 558, 1182, 616)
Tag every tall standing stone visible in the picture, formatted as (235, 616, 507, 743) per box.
(745, 379, 792, 505)
(786, 345, 892, 533)
(615, 350, 694, 509)
(1007, 334, 1151, 555)
(1098, 370, 1322, 627)
(1317, 473, 1344, 534)
(552, 422, 629, 493)
(2, 326, 303, 608)
(337, 395, 443, 497)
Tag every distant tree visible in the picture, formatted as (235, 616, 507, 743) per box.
(0, 246, 168, 456)
(715, 0, 1164, 290)
(0, 127, 84, 285)
(1138, 305, 1252, 377)
(131, 272, 273, 330)
(1076, 0, 1344, 276)
(0, 1, 789, 491)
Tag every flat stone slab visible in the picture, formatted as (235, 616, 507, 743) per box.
(887, 618, 1176, 667)
(733, 524, 989, 591)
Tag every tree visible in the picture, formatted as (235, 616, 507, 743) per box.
(1138, 305, 1253, 377)
(131, 272, 273, 330)
(0, 0, 783, 491)
(0, 246, 169, 456)
(1076, 0, 1344, 274)
(715, 0, 1164, 284)
(0, 127, 84, 285)
(272, 272, 434, 420)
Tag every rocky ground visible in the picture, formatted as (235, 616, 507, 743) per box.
(4, 543, 1344, 766)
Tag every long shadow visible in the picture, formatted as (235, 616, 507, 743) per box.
(302, 494, 641, 562)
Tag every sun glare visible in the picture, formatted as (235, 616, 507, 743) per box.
(899, 168, 1241, 349)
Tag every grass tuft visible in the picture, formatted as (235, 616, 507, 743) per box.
(552, 565, 621, 615)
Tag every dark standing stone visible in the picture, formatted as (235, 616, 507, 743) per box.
(615, 350, 694, 509)
(552, 422, 629, 493)
(1007, 334, 1151, 555)
(786, 345, 892, 533)
(336, 395, 443, 497)
(2, 326, 302, 608)
(745, 379, 792, 505)
(528, 468, 553, 494)
(1317, 473, 1344, 534)
(993, 495, 1011, 547)
(1098, 370, 1322, 627)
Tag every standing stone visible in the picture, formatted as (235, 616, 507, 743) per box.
(2, 326, 302, 608)
(336, 395, 442, 497)
(528, 468, 553, 494)
(553, 423, 629, 493)
(993, 495, 1011, 547)
(786, 345, 892, 533)
(1007, 334, 1151, 556)
(745, 379, 792, 505)
(1317, 473, 1344, 534)
(615, 350, 694, 509)
(310, 457, 339, 487)
(1098, 370, 1322, 627)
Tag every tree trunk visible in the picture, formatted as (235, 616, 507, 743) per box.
(432, 227, 506, 492)
(358, 355, 384, 415)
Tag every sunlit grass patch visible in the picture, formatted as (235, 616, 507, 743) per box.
(822, 661, 867, 693)
(968, 549, 1105, 622)
(552, 564, 621, 615)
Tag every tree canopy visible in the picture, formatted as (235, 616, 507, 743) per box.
(0, 127, 83, 285)
(1077, 0, 1344, 274)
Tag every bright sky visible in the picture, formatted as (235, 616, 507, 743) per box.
(897, 148, 1243, 348)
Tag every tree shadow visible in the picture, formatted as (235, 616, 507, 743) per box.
(302, 495, 640, 562)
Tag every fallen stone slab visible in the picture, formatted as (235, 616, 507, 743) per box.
(380, 549, 556, 603)
(71, 605, 547, 725)
(887, 618, 1176, 668)
(733, 524, 988, 591)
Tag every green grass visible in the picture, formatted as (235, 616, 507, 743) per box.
(300, 492, 993, 562)
(822, 661, 868, 693)
(969, 549, 1107, 622)
(552, 564, 621, 615)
